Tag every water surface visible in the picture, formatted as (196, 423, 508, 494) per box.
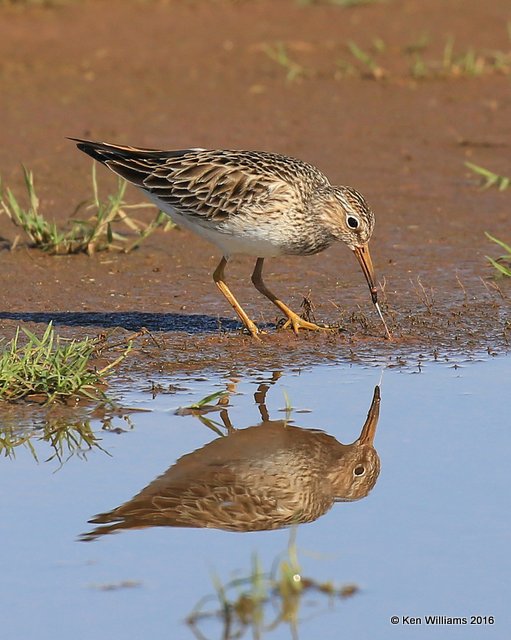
(1, 355, 510, 639)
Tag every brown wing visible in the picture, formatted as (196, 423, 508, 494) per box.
(71, 139, 301, 221)
(143, 159, 280, 221)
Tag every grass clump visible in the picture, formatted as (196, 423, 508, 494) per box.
(175, 389, 230, 416)
(187, 531, 358, 638)
(0, 322, 131, 404)
(0, 165, 174, 255)
(344, 40, 387, 79)
(261, 42, 306, 83)
(0, 416, 105, 464)
(1, 400, 135, 464)
(407, 36, 511, 80)
(258, 27, 510, 85)
(485, 233, 511, 277)
(465, 162, 510, 191)
(175, 388, 234, 436)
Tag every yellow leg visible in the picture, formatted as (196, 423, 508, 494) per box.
(213, 257, 260, 339)
(251, 258, 329, 335)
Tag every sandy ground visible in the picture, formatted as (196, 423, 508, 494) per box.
(0, 0, 510, 373)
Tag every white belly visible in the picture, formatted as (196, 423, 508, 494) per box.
(148, 194, 287, 259)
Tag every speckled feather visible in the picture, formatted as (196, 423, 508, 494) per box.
(71, 139, 375, 258)
(82, 415, 380, 537)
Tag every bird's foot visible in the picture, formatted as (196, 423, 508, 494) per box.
(241, 319, 264, 340)
(279, 312, 332, 335)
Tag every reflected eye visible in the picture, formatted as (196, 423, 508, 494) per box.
(347, 216, 359, 229)
(354, 465, 365, 477)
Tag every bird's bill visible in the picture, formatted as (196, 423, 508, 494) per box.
(356, 385, 381, 445)
(353, 244, 392, 339)
(352, 244, 378, 304)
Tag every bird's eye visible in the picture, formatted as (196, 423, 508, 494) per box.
(354, 465, 365, 477)
(347, 216, 359, 229)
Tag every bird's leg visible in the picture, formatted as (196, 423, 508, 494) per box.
(251, 258, 329, 334)
(213, 257, 261, 338)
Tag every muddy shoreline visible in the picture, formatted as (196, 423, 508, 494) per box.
(0, 0, 510, 374)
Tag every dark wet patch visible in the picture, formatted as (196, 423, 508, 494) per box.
(0, 311, 242, 333)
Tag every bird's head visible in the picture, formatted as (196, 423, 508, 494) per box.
(317, 185, 379, 304)
(328, 185, 375, 248)
(330, 385, 382, 501)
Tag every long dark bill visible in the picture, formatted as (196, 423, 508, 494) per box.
(353, 244, 378, 303)
(352, 244, 392, 340)
(356, 385, 381, 445)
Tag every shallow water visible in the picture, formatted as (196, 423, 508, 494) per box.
(1, 354, 510, 640)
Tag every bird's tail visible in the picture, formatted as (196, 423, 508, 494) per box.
(68, 137, 195, 186)
(69, 138, 168, 186)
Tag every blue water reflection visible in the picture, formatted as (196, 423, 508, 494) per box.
(1, 355, 510, 639)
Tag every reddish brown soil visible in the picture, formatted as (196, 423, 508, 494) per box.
(0, 0, 509, 373)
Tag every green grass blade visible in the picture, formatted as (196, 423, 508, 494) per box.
(486, 255, 511, 277)
(1, 164, 173, 254)
(485, 232, 511, 254)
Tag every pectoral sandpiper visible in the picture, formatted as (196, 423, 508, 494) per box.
(82, 385, 381, 538)
(71, 139, 390, 339)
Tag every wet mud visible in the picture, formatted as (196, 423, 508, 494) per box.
(0, 0, 510, 375)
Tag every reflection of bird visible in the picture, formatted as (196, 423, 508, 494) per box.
(71, 139, 390, 339)
(81, 386, 381, 541)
